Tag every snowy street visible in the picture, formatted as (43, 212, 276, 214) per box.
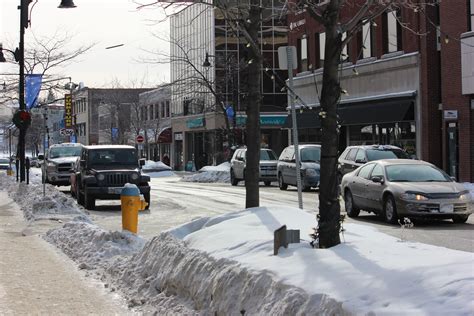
(0, 167, 473, 314)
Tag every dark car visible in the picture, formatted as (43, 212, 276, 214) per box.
(338, 145, 410, 180)
(71, 145, 150, 210)
(277, 144, 321, 191)
(341, 159, 473, 224)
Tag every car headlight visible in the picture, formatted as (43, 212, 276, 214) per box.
(401, 193, 429, 201)
(130, 173, 139, 180)
(459, 191, 472, 201)
(47, 162, 56, 168)
(305, 169, 318, 177)
(96, 174, 105, 181)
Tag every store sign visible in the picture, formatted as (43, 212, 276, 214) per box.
(236, 115, 287, 126)
(443, 110, 458, 120)
(64, 94, 73, 128)
(186, 117, 205, 128)
(175, 132, 183, 141)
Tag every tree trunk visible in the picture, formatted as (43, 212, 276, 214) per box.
(318, 2, 343, 248)
(245, 1, 261, 208)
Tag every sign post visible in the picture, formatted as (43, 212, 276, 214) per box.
(136, 134, 145, 158)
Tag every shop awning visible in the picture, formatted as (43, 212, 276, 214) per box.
(338, 98, 414, 125)
(157, 127, 172, 143)
(282, 111, 321, 129)
(283, 97, 415, 129)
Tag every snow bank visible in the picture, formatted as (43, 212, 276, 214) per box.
(142, 160, 171, 172)
(0, 173, 85, 221)
(44, 219, 145, 269)
(463, 182, 474, 199)
(178, 206, 474, 315)
(181, 162, 230, 183)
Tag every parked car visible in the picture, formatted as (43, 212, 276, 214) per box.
(0, 158, 10, 170)
(71, 145, 150, 210)
(338, 145, 410, 180)
(277, 144, 321, 191)
(341, 159, 473, 224)
(40, 143, 83, 186)
(230, 148, 278, 186)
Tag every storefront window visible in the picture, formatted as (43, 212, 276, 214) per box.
(347, 122, 416, 156)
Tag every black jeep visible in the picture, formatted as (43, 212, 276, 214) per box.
(73, 145, 151, 210)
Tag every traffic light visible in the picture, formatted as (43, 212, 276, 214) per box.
(12, 110, 31, 129)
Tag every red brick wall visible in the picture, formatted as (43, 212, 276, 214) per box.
(439, 2, 472, 181)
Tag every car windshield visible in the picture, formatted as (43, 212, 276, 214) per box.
(300, 147, 321, 162)
(260, 150, 277, 161)
(49, 146, 82, 158)
(366, 149, 409, 161)
(386, 164, 451, 182)
(0, 158, 9, 164)
(88, 149, 137, 166)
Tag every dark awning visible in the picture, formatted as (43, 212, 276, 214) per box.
(338, 98, 414, 125)
(283, 97, 415, 129)
(157, 127, 172, 143)
(282, 111, 321, 129)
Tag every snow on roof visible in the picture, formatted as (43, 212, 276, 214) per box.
(85, 145, 136, 150)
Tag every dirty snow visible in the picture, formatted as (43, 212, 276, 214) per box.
(142, 160, 171, 172)
(1, 170, 473, 315)
(181, 162, 230, 183)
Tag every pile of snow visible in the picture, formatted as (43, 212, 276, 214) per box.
(463, 182, 474, 199)
(45, 219, 145, 270)
(142, 160, 172, 172)
(181, 162, 231, 183)
(169, 207, 474, 315)
(0, 173, 85, 221)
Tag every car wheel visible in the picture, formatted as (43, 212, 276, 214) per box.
(230, 169, 239, 186)
(264, 181, 271, 186)
(383, 194, 398, 224)
(84, 186, 95, 210)
(344, 190, 360, 217)
(452, 215, 469, 223)
(144, 191, 150, 210)
(278, 173, 287, 190)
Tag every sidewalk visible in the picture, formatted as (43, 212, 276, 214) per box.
(0, 191, 129, 315)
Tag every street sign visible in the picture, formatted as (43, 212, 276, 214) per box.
(59, 128, 75, 136)
(136, 135, 144, 143)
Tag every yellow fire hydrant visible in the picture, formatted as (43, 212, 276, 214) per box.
(121, 183, 148, 234)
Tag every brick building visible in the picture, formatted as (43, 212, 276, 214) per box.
(287, 1, 473, 181)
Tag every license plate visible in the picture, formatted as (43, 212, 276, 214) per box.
(440, 204, 454, 213)
(108, 187, 123, 194)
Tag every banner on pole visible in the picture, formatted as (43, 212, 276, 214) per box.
(25, 74, 43, 109)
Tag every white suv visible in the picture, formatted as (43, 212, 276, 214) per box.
(230, 148, 278, 186)
(40, 143, 83, 186)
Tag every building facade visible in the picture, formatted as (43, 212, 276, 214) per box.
(287, 1, 473, 182)
(138, 86, 172, 162)
(72, 88, 150, 146)
(170, 1, 290, 170)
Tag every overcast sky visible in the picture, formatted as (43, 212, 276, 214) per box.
(1, 0, 170, 88)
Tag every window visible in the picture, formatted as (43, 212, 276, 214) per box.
(166, 101, 170, 117)
(362, 20, 375, 58)
(358, 164, 375, 179)
(371, 164, 384, 178)
(347, 148, 358, 161)
(298, 36, 308, 72)
(319, 32, 325, 68)
(383, 11, 402, 53)
(471, 0, 474, 31)
(355, 149, 366, 162)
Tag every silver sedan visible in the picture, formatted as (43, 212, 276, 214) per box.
(341, 159, 473, 224)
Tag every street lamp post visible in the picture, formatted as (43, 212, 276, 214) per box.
(14, 0, 76, 182)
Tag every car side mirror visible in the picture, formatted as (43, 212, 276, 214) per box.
(139, 158, 146, 167)
(355, 158, 366, 164)
(80, 159, 86, 167)
(371, 176, 384, 184)
(38, 155, 44, 160)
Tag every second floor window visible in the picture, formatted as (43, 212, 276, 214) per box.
(319, 32, 325, 68)
(298, 36, 308, 72)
